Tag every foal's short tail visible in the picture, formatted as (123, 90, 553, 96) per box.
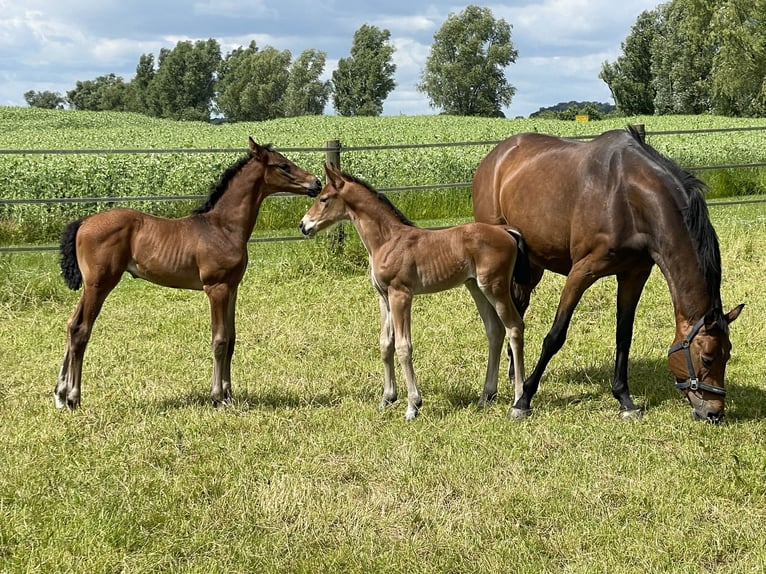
(506, 228, 531, 284)
(60, 219, 83, 290)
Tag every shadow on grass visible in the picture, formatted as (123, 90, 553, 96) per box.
(157, 358, 765, 422)
(440, 356, 766, 422)
(157, 387, 342, 412)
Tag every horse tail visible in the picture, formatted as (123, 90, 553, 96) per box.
(60, 219, 83, 291)
(506, 228, 531, 284)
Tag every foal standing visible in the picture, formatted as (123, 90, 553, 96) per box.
(300, 163, 524, 420)
(56, 138, 321, 409)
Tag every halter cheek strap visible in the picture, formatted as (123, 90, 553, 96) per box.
(667, 316, 726, 397)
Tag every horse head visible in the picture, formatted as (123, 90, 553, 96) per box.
(667, 304, 744, 423)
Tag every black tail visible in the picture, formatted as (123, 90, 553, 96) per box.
(506, 228, 531, 284)
(60, 219, 83, 290)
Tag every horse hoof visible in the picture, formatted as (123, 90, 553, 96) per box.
(508, 407, 531, 420)
(404, 406, 418, 421)
(619, 409, 643, 421)
(54, 393, 66, 409)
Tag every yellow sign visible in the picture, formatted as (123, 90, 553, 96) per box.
(575, 115, 589, 122)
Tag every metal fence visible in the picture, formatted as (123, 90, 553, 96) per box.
(2, 125, 766, 253)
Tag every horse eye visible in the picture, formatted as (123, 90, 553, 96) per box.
(278, 163, 291, 171)
(319, 197, 330, 204)
(700, 354, 714, 367)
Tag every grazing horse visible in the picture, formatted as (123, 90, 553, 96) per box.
(56, 137, 321, 409)
(300, 163, 525, 420)
(472, 126, 743, 423)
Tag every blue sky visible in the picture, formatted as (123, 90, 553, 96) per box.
(0, 0, 658, 118)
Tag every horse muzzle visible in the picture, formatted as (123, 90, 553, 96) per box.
(307, 178, 322, 197)
(683, 385, 725, 424)
(299, 217, 317, 236)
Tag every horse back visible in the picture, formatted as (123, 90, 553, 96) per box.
(472, 130, 670, 275)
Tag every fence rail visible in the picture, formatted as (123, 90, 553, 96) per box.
(2, 124, 766, 254)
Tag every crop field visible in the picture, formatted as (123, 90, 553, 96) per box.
(1, 109, 766, 572)
(1, 108, 766, 245)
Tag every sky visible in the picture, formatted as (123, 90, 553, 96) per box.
(0, 0, 659, 118)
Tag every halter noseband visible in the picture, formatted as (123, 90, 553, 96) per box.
(667, 316, 726, 397)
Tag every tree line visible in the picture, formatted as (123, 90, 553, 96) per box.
(24, 6, 517, 121)
(601, 0, 766, 117)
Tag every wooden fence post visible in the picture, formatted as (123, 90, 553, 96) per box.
(630, 124, 646, 142)
(323, 139, 345, 250)
(325, 139, 341, 169)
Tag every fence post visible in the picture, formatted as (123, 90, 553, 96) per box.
(630, 124, 646, 142)
(323, 139, 345, 250)
(325, 139, 341, 169)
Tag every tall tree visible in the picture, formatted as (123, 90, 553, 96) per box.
(599, 10, 659, 115)
(126, 53, 156, 115)
(332, 25, 396, 116)
(150, 39, 221, 121)
(284, 49, 331, 117)
(66, 74, 128, 111)
(418, 5, 517, 117)
(651, 0, 716, 114)
(216, 42, 292, 121)
(709, 0, 766, 116)
(23, 90, 65, 109)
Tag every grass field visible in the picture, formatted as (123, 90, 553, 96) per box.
(1, 196, 765, 572)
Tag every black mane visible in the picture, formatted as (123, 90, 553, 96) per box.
(627, 126, 723, 314)
(192, 155, 251, 215)
(340, 171, 416, 227)
(192, 143, 276, 215)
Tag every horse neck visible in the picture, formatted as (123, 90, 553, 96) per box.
(344, 190, 409, 254)
(205, 166, 267, 243)
(653, 228, 714, 330)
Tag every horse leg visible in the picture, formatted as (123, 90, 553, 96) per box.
(205, 283, 233, 406)
(510, 261, 598, 419)
(465, 279, 504, 407)
(477, 277, 526, 405)
(613, 267, 652, 419)
(221, 286, 237, 402)
(54, 283, 113, 410)
(378, 294, 397, 409)
(388, 290, 421, 421)
(506, 265, 543, 382)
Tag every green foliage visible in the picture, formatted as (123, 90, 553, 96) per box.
(418, 5, 517, 117)
(331, 25, 396, 117)
(1, 108, 766, 247)
(603, 0, 766, 117)
(284, 49, 332, 117)
(599, 10, 658, 115)
(23, 90, 66, 110)
(150, 39, 221, 121)
(216, 42, 292, 122)
(67, 74, 130, 112)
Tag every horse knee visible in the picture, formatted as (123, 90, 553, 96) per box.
(211, 335, 229, 358)
(395, 342, 412, 362)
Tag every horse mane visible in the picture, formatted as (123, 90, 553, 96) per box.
(340, 171, 416, 227)
(627, 126, 724, 316)
(192, 144, 275, 215)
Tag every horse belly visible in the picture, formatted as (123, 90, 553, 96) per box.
(130, 220, 204, 290)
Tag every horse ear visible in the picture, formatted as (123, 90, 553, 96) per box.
(725, 303, 744, 325)
(248, 137, 265, 159)
(324, 163, 344, 189)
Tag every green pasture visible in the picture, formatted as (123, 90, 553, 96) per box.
(1, 197, 765, 572)
(2, 108, 766, 245)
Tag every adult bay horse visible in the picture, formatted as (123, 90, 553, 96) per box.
(56, 137, 321, 409)
(300, 163, 525, 420)
(472, 126, 743, 423)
